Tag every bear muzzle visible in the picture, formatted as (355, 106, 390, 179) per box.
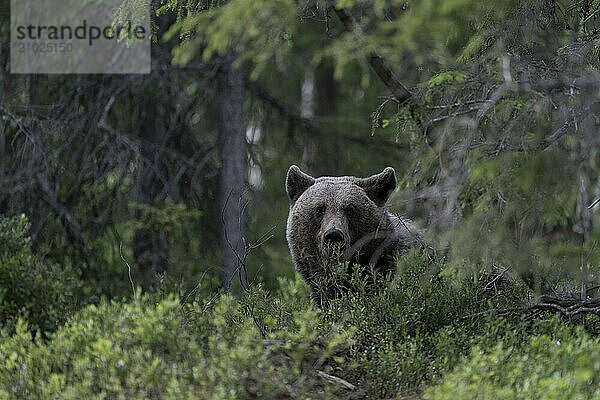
(318, 227, 350, 260)
(323, 228, 345, 244)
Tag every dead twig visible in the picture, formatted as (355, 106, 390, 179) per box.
(221, 189, 276, 294)
(112, 227, 136, 298)
(317, 370, 356, 391)
(460, 295, 600, 321)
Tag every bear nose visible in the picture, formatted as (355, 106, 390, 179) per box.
(323, 228, 345, 244)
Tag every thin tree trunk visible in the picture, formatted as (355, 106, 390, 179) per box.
(300, 61, 337, 172)
(0, 43, 5, 184)
(132, 91, 170, 288)
(300, 64, 316, 170)
(218, 55, 246, 291)
(315, 61, 337, 171)
(575, 102, 594, 300)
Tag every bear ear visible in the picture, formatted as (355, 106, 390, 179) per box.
(358, 167, 397, 206)
(286, 165, 315, 203)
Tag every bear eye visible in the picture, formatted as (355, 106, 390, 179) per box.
(314, 204, 326, 218)
(343, 203, 358, 215)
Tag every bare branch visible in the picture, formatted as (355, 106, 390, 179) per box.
(317, 371, 356, 391)
(326, 0, 412, 104)
(460, 295, 600, 321)
(119, 241, 137, 298)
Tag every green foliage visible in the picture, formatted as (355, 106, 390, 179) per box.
(129, 200, 204, 233)
(449, 149, 599, 287)
(0, 215, 80, 334)
(113, 0, 155, 41)
(317, 249, 527, 397)
(426, 322, 600, 399)
(345, 0, 600, 294)
(0, 248, 597, 399)
(427, 70, 469, 88)
(161, 0, 297, 79)
(79, 200, 213, 298)
(2, 0, 600, 397)
(0, 284, 349, 399)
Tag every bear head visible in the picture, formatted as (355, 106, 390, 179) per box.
(286, 165, 397, 259)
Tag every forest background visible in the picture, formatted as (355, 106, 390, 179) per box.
(0, 0, 599, 398)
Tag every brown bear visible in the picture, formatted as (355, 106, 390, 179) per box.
(285, 165, 422, 305)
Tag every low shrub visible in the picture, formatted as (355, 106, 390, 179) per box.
(0, 214, 80, 334)
(425, 321, 600, 400)
(319, 249, 529, 397)
(0, 242, 596, 399)
(0, 284, 350, 399)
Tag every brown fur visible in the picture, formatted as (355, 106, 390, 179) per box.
(285, 165, 421, 304)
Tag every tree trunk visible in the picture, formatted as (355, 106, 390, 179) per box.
(0, 43, 5, 186)
(575, 99, 595, 299)
(300, 61, 337, 173)
(218, 56, 246, 291)
(300, 64, 316, 171)
(315, 61, 338, 171)
(132, 90, 170, 288)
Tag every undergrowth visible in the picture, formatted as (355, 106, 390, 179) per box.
(1, 215, 599, 399)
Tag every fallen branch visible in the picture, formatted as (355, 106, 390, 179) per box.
(460, 295, 600, 321)
(317, 370, 356, 391)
